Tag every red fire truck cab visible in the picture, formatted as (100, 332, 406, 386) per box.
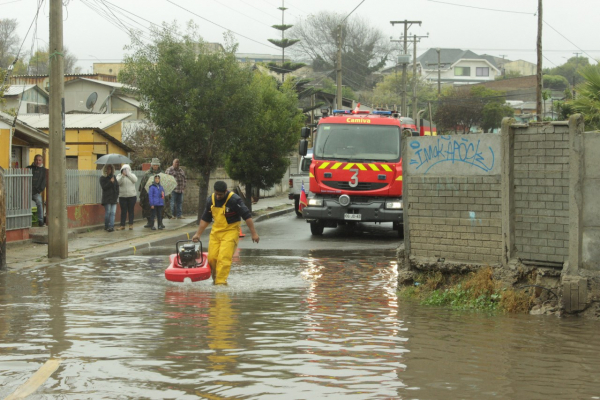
(298, 106, 404, 237)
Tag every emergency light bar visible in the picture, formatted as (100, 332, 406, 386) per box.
(372, 110, 392, 115)
(332, 110, 351, 114)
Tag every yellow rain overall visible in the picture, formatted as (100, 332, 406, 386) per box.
(208, 192, 241, 285)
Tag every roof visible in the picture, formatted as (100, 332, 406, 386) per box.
(18, 113, 132, 129)
(417, 48, 500, 70)
(3, 84, 49, 97)
(0, 111, 49, 147)
(65, 77, 127, 89)
(116, 96, 141, 108)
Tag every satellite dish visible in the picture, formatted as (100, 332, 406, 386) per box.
(86, 92, 98, 111)
(98, 96, 109, 114)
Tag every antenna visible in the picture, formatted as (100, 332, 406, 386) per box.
(85, 92, 98, 112)
(98, 96, 109, 114)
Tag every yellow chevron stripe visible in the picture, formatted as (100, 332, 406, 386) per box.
(368, 163, 379, 171)
(309, 172, 314, 178)
(318, 162, 330, 169)
(343, 163, 355, 170)
(331, 162, 343, 169)
(356, 163, 367, 170)
(396, 175, 403, 181)
(382, 164, 393, 172)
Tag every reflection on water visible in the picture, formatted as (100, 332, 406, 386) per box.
(0, 250, 600, 399)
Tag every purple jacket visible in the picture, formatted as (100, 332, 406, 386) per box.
(148, 183, 165, 206)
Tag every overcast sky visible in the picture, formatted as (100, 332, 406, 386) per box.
(4, 0, 599, 73)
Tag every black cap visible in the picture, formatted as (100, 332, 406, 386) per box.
(214, 181, 227, 192)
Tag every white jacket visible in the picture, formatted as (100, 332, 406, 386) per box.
(117, 164, 138, 198)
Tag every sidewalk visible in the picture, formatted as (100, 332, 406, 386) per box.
(5, 193, 294, 271)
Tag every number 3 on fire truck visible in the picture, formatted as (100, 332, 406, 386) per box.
(349, 168, 359, 188)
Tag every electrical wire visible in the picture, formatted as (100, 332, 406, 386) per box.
(341, 0, 366, 24)
(543, 20, 597, 63)
(427, 0, 535, 15)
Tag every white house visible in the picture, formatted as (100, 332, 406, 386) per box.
(2, 85, 49, 115)
(417, 48, 501, 85)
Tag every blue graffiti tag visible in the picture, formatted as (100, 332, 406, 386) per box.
(409, 136, 495, 174)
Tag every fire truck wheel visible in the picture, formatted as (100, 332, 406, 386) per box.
(310, 221, 324, 235)
(294, 197, 302, 217)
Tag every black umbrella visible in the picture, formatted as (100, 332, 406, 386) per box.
(94, 154, 133, 165)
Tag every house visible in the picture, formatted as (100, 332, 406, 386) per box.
(18, 113, 133, 170)
(9, 73, 118, 93)
(417, 48, 501, 85)
(236, 53, 290, 63)
(64, 78, 146, 121)
(2, 85, 49, 115)
(0, 111, 49, 169)
(502, 60, 537, 76)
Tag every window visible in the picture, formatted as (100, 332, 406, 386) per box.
(454, 67, 471, 76)
(476, 67, 489, 77)
(314, 124, 401, 162)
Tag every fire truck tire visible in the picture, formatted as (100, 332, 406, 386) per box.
(310, 221, 324, 235)
(294, 197, 302, 217)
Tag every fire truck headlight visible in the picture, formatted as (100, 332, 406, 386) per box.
(308, 198, 323, 207)
(385, 201, 403, 209)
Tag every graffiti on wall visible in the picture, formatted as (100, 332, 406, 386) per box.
(409, 136, 495, 174)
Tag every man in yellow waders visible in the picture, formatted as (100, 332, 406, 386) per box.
(192, 181, 259, 285)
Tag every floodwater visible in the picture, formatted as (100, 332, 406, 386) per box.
(1, 248, 600, 399)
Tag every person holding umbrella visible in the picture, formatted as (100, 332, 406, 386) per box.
(99, 164, 119, 232)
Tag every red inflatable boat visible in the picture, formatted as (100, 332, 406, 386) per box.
(165, 240, 212, 283)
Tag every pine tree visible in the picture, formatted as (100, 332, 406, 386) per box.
(267, 1, 302, 80)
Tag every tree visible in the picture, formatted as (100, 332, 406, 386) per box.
(0, 19, 19, 69)
(568, 65, 600, 130)
(544, 56, 590, 87)
(361, 72, 437, 113)
(481, 102, 514, 132)
(289, 12, 391, 90)
(122, 123, 175, 169)
(225, 74, 304, 211)
(27, 46, 80, 74)
(267, 5, 302, 80)
(320, 77, 357, 100)
(434, 86, 508, 134)
(543, 74, 569, 90)
(120, 24, 256, 220)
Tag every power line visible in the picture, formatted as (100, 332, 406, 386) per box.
(427, 0, 535, 15)
(543, 20, 597, 63)
(165, 0, 278, 51)
(341, 0, 366, 24)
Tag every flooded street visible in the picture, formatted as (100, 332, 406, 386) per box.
(1, 247, 600, 399)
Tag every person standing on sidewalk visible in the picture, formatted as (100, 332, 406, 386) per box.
(100, 164, 119, 232)
(139, 158, 162, 228)
(165, 158, 186, 219)
(148, 175, 166, 230)
(27, 154, 47, 227)
(192, 181, 259, 285)
(116, 164, 137, 230)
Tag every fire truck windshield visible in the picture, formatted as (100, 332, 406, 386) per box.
(314, 124, 401, 162)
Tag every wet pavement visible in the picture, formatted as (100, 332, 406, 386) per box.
(2, 241, 600, 399)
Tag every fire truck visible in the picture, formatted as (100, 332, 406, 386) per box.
(298, 105, 404, 237)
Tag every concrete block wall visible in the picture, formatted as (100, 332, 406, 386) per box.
(512, 124, 570, 263)
(407, 175, 503, 263)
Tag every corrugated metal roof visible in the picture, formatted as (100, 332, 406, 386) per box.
(18, 113, 132, 129)
(73, 77, 126, 88)
(4, 84, 38, 96)
(116, 95, 141, 108)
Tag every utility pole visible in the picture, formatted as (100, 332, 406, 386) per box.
(536, 0, 543, 120)
(411, 34, 427, 119)
(390, 20, 421, 116)
(499, 54, 507, 76)
(336, 25, 343, 110)
(572, 52, 581, 96)
(437, 48, 441, 95)
(49, 0, 68, 258)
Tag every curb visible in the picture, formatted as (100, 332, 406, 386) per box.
(5, 206, 294, 270)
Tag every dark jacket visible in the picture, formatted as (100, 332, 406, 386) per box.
(99, 164, 119, 205)
(148, 183, 165, 206)
(27, 163, 47, 195)
(201, 191, 252, 224)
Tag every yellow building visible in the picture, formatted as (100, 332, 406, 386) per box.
(0, 111, 49, 169)
(19, 113, 133, 170)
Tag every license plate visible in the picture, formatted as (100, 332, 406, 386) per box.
(344, 213, 361, 220)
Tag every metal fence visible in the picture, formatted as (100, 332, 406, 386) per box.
(66, 170, 145, 206)
(5, 168, 33, 231)
(4, 169, 146, 231)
